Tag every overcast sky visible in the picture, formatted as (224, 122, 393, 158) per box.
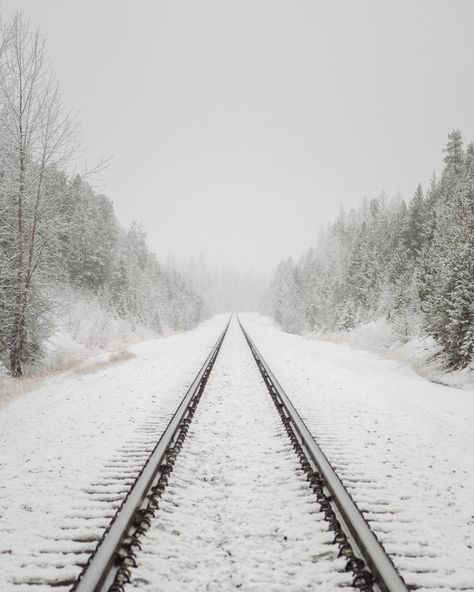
(2, 0, 474, 272)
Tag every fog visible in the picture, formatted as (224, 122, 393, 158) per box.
(3, 0, 474, 272)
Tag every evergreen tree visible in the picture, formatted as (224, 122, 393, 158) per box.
(406, 184, 425, 258)
(268, 131, 474, 368)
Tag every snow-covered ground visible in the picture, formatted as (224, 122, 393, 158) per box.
(2, 312, 473, 592)
(315, 317, 474, 390)
(241, 314, 474, 591)
(0, 316, 228, 591)
(125, 317, 352, 591)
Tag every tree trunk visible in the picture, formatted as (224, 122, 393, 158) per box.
(9, 310, 25, 377)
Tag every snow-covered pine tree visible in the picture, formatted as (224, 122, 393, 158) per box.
(406, 184, 425, 258)
(269, 131, 474, 368)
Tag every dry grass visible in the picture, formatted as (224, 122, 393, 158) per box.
(0, 349, 136, 410)
(70, 349, 135, 376)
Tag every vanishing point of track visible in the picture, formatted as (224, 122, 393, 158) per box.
(71, 316, 408, 592)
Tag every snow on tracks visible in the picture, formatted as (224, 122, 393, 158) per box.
(0, 317, 228, 592)
(124, 318, 352, 592)
(240, 314, 474, 591)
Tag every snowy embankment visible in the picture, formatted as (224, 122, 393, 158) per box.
(0, 316, 228, 592)
(315, 317, 474, 389)
(241, 314, 474, 591)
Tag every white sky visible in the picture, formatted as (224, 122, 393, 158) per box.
(2, 0, 474, 272)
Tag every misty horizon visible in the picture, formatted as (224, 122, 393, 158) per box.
(2, 0, 474, 273)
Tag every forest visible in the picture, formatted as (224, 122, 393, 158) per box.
(0, 14, 202, 377)
(269, 130, 474, 368)
(2, 10, 473, 378)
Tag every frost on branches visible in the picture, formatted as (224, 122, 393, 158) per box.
(270, 131, 474, 369)
(0, 13, 202, 378)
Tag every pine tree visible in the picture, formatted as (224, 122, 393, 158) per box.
(269, 131, 474, 367)
(406, 184, 425, 258)
(443, 129, 464, 178)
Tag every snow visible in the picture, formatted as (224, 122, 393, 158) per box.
(240, 314, 474, 591)
(125, 318, 352, 591)
(0, 316, 228, 591)
(2, 312, 473, 591)
(315, 317, 474, 389)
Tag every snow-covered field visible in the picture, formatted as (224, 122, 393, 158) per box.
(241, 314, 474, 591)
(0, 316, 228, 591)
(2, 312, 473, 592)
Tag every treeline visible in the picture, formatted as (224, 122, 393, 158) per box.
(58, 177, 203, 334)
(0, 13, 201, 377)
(270, 130, 474, 368)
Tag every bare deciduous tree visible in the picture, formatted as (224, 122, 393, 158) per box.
(0, 12, 79, 376)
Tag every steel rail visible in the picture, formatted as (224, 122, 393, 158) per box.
(238, 316, 408, 592)
(73, 317, 230, 592)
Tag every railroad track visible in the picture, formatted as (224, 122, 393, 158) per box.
(71, 316, 408, 592)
